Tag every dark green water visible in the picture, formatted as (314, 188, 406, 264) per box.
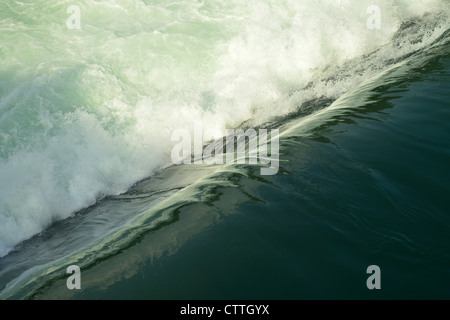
(15, 31, 448, 300)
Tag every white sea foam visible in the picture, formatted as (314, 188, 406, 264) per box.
(0, 0, 448, 257)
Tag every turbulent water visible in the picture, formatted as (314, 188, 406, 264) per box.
(0, 0, 449, 299)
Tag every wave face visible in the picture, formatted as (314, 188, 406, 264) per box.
(0, 1, 449, 265)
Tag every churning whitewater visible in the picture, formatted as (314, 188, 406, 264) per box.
(0, 0, 449, 259)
